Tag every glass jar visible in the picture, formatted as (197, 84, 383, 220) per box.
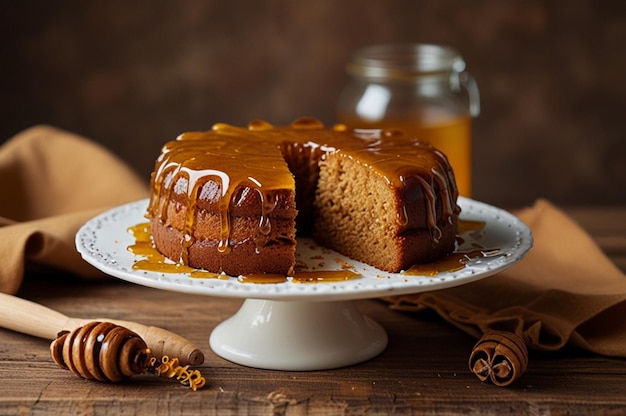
(336, 44, 480, 196)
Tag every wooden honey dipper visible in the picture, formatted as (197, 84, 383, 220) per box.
(0, 292, 206, 388)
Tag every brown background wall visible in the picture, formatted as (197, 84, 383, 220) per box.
(1, 0, 625, 208)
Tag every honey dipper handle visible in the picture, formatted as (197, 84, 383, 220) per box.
(0, 292, 204, 366)
(0, 291, 71, 340)
(74, 318, 205, 366)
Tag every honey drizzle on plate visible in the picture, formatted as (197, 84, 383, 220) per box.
(402, 218, 495, 276)
(402, 248, 501, 276)
(127, 223, 228, 279)
(127, 218, 499, 282)
(291, 270, 362, 283)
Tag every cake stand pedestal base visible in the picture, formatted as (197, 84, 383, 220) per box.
(209, 299, 388, 370)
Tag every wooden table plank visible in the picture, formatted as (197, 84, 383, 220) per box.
(3, 281, 626, 415)
(1, 206, 626, 415)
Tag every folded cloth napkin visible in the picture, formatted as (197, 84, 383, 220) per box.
(2, 126, 625, 359)
(385, 199, 626, 358)
(0, 126, 149, 294)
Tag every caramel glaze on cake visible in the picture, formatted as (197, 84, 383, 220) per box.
(147, 117, 460, 276)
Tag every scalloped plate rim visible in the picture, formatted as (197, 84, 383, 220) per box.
(75, 197, 533, 301)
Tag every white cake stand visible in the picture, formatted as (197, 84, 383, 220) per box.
(76, 197, 532, 371)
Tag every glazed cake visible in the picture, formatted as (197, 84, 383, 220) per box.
(146, 118, 460, 276)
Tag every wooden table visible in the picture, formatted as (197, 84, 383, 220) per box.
(2, 206, 626, 415)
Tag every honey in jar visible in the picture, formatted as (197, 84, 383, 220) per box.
(336, 44, 480, 196)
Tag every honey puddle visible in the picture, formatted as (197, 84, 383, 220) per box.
(127, 218, 500, 283)
(292, 270, 361, 283)
(402, 248, 501, 276)
(237, 270, 361, 284)
(127, 223, 228, 279)
(402, 219, 498, 276)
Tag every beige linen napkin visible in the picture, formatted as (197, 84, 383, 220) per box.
(0, 126, 148, 294)
(385, 199, 626, 358)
